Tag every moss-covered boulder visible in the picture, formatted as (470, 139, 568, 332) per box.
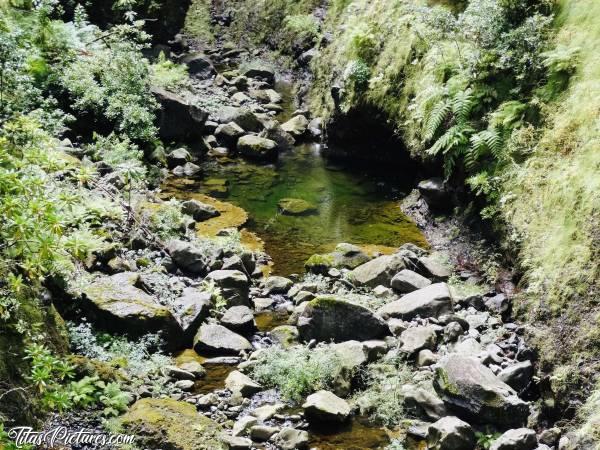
(297, 296, 389, 343)
(277, 198, 318, 216)
(237, 135, 278, 161)
(120, 398, 227, 450)
(305, 243, 371, 274)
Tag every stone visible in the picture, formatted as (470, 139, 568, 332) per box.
(417, 349, 438, 367)
(453, 338, 483, 357)
(485, 294, 511, 315)
(274, 428, 310, 450)
(433, 355, 530, 428)
(170, 287, 212, 343)
(165, 365, 196, 381)
(220, 306, 256, 334)
(270, 325, 299, 348)
(302, 390, 351, 423)
(262, 276, 294, 294)
(181, 53, 216, 79)
(237, 135, 278, 161)
(538, 427, 561, 446)
(250, 425, 279, 441)
(378, 283, 454, 320)
(193, 323, 252, 355)
(182, 200, 220, 222)
(166, 239, 207, 274)
(232, 92, 251, 104)
(498, 360, 534, 393)
(225, 370, 262, 397)
(243, 63, 275, 84)
(427, 416, 476, 450)
(166, 148, 191, 169)
(260, 119, 295, 150)
(402, 385, 448, 421)
(399, 326, 438, 355)
(350, 253, 407, 288)
(177, 361, 206, 379)
(217, 106, 263, 132)
(297, 296, 389, 343)
(182, 162, 201, 177)
(205, 270, 250, 307)
(152, 87, 208, 141)
(82, 274, 181, 343)
(444, 321, 465, 343)
(305, 243, 371, 274)
(308, 117, 323, 139)
(281, 115, 309, 137)
(221, 435, 252, 450)
(119, 399, 226, 450)
(329, 340, 368, 397)
(418, 256, 452, 281)
(362, 340, 388, 361)
(417, 178, 450, 209)
(490, 428, 537, 450)
(250, 403, 285, 421)
(215, 122, 245, 146)
(232, 416, 258, 436)
(391, 269, 432, 293)
(277, 198, 318, 216)
(174, 379, 194, 391)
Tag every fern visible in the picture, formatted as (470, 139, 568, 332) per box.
(490, 101, 527, 129)
(451, 88, 475, 123)
(424, 98, 451, 141)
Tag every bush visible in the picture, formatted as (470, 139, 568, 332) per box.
(282, 14, 320, 53)
(149, 52, 190, 91)
(250, 345, 343, 403)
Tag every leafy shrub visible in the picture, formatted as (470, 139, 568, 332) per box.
(344, 59, 371, 90)
(250, 345, 343, 403)
(149, 52, 190, 91)
(282, 14, 320, 53)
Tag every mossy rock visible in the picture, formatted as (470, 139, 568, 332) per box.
(278, 198, 318, 216)
(120, 398, 227, 450)
(67, 355, 128, 383)
(304, 253, 335, 274)
(270, 325, 300, 348)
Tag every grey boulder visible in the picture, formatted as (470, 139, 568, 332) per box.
(391, 269, 432, 293)
(490, 428, 537, 450)
(427, 416, 475, 450)
(378, 283, 453, 320)
(193, 323, 252, 355)
(302, 390, 351, 423)
(350, 253, 407, 287)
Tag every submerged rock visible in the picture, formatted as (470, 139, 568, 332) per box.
(120, 398, 226, 450)
(277, 198, 318, 216)
(433, 354, 530, 428)
(302, 390, 351, 423)
(297, 296, 388, 342)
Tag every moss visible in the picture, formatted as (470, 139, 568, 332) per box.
(270, 325, 300, 348)
(305, 253, 335, 271)
(183, 0, 214, 43)
(67, 355, 128, 382)
(120, 398, 227, 450)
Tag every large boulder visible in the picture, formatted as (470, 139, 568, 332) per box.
(82, 274, 181, 343)
(205, 270, 250, 307)
(427, 416, 476, 450)
(433, 355, 530, 428)
(261, 276, 294, 295)
(215, 122, 245, 147)
(297, 296, 388, 343)
(399, 325, 438, 355)
(166, 240, 208, 274)
(391, 269, 432, 293)
(490, 428, 537, 450)
(171, 287, 212, 344)
(281, 115, 309, 138)
(377, 283, 453, 320)
(120, 398, 226, 450)
(417, 178, 450, 210)
(220, 305, 256, 334)
(305, 243, 371, 274)
(224, 370, 262, 397)
(402, 385, 448, 421)
(152, 87, 208, 141)
(216, 106, 263, 132)
(274, 428, 309, 450)
(350, 253, 407, 287)
(181, 199, 220, 222)
(237, 135, 278, 161)
(193, 323, 252, 355)
(302, 390, 351, 423)
(242, 63, 275, 84)
(181, 53, 216, 80)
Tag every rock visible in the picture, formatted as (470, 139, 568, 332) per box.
(181, 53, 216, 79)
(216, 106, 263, 132)
(259, 119, 295, 150)
(399, 325, 438, 355)
(305, 243, 371, 274)
(274, 428, 310, 450)
(232, 92, 251, 104)
(225, 370, 262, 397)
(391, 269, 432, 293)
(402, 385, 448, 421)
(417, 349, 438, 367)
(308, 117, 323, 138)
(262, 276, 294, 294)
(417, 256, 452, 281)
(205, 270, 250, 307)
(427, 416, 476, 450)
(250, 403, 285, 421)
(177, 361, 206, 379)
(166, 148, 191, 169)
(302, 390, 351, 423)
(193, 323, 252, 355)
(453, 337, 483, 357)
(232, 416, 258, 436)
(250, 425, 279, 441)
(215, 122, 245, 147)
(221, 435, 252, 450)
(498, 360, 534, 393)
(433, 355, 530, 428)
(243, 63, 275, 84)
(297, 296, 389, 342)
(182, 162, 200, 177)
(120, 398, 226, 450)
(152, 87, 208, 141)
(182, 200, 220, 222)
(237, 135, 278, 161)
(362, 340, 388, 361)
(174, 379, 194, 391)
(329, 340, 368, 396)
(538, 428, 561, 446)
(281, 115, 309, 137)
(444, 321, 464, 343)
(170, 287, 212, 344)
(270, 325, 299, 348)
(417, 178, 450, 209)
(220, 306, 256, 334)
(485, 293, 511, 316)
(490, 428, 537, 450)
(165, 365, 196, 381)
(350, 254, 407, 287)
(82, 274, 181, 343)
(167, 240, 207, 274)
(378, 283, 454, 320)
(277, 198, 318, 216)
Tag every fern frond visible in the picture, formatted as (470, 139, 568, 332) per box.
(451, 88, 474, 122)
(424, 98, 451, 141)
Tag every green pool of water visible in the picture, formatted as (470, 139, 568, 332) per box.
(192, 143, 427, 274)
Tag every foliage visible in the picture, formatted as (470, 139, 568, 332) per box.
(250, 344, 343, 403)
(149, 52, 190, 91)
(475, 429, 502, 449)
(145, 199, 187, 240)
(282, 14, 320, 53)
